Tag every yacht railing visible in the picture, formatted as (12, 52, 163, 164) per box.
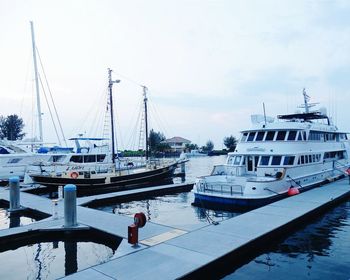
(197, 181, 244, 195)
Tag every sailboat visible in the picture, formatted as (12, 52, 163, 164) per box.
(0, 22, 69, 184)
(26, 69, 181, 191)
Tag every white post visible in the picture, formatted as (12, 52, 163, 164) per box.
(9, 176, 20, 211)
(64, 184, 77, 227)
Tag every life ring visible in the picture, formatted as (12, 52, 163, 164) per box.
(70, 172, 79, 179)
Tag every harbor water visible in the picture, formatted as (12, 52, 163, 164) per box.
(97, 155, 350, 279)
(0, 156, 349, 279)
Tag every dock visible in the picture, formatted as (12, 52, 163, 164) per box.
(0, 179, 349, 279)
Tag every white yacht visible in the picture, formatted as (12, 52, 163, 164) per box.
(193, 90, 350, 208)
(0, 140, 52, 184)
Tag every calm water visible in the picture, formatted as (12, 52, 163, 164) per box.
(96, 156, 236, 230)
(97, 156, 350, 279)
(0, 241, 115, 280)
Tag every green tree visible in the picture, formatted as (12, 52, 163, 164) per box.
(223, 135, 237, 151)
(148, 129, 170, 152)
(0, 114, 25, 140)
(202, 140, 214, 152)
(185, 143, 199, 151)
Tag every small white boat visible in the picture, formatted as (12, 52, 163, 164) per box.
(193, 90, 350, 209)
(185, 150, 207, 157)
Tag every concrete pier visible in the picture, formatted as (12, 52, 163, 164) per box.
(0, 179, 349, 279)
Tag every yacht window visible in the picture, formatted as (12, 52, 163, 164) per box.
(84, 155, 96, 163)
(316, 154, 320, 161)
(70, 156, 83, 163)
(305, 155, 309, 164)
(234, 156, 242, 165)
(303, 131, 307, 140)
(247, 132, 256, 142)
(49, 155, 65, 162)
(265, 131, 275, 141)
(276, 131, 286, 141)
(241, 133, 248, 142)
(312, 154, 316, 162)
(227, 156, 234, 165)
(300, 156, 305, 164)
(297, 157, 301, 165)
(297, 132, 303, 141)
(7, 158, 21, 164)
(97, 155, 106, 162)
(271, 156, 282, 165)
(308, 155, 312, 162)
(256, 132, 265, 141)
(260, 156, 270, 166)
(287, 131, 297, 141)
(283, 156, 295, 165)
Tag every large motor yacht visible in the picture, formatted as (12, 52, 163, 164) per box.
(193, 90, 350, 208)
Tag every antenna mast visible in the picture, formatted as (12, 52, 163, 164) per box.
(30, 21, 43, 142)
(108, 68, 120, 164)
(299, 88, 318, 113)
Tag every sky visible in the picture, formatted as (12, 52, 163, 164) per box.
(1, 0, 350, 150)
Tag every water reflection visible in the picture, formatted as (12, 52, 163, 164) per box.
(223, 199, 350, 280)
(0, 240, 118, 280)
(103, 191, 239, 228)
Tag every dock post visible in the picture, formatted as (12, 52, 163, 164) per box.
(9, 176, 20, 211)
(64, 184, 77, 227)
(58, 185, 63, 200)
(181, 162, 186, 174)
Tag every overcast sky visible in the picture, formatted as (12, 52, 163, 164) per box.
(1, 0, 350, 150)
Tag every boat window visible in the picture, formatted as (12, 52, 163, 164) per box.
(227, 156, 234, 165)
(300, 156, 305, 164)
(283, 156, 295, 165)
(247, 132, 256, 142)
(49, 155, 66, 162)
(241, 132, 248, 142)
(287, 131, 297, 141)
(0, 147, 9, 154)
(276, 131, 286, 141)
(84, 155, 97, 163)
(260, 156, 270, 166)
(305, 155, 309, 164)
(7, 158, 21, 164)
(265, 131, 275, 141)
(97, 155, 106, 162)
(70, 156, 83, 163)
(308, 155, 312, 162)
(271, 156, 282, 165)
(297, 131, 303, 141)
(312, 154, 316, 162)
(256, 132, 265, 141)
(316, 154, 321, 161)
(234, 156, 242, 165)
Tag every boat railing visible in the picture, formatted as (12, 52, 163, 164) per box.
(198, 181, 244, 195)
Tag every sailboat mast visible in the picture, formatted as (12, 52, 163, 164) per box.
(108, 68, 120, 164)
(303, 88, 309, 113)
(30, 21, 43, 142)
(143, 86, 149, 160)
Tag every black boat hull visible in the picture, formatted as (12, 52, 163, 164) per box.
(30, 163, 178, 192)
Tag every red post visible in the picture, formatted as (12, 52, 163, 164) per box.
(128, 224, 138, 245)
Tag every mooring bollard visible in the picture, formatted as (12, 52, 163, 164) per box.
(64, 184, 77, 227)
(58, 185, 63, 201)
(9, 176, 20, 211)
